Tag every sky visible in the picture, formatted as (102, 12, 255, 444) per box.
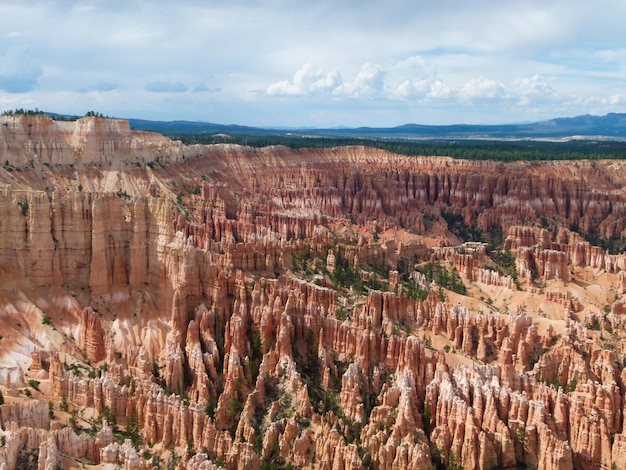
(0, 0, 625, 128)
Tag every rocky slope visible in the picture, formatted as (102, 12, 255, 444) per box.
(0, 115, 625, 469)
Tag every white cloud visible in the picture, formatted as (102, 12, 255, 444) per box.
(383, 56, 451, 100)
(1, 1, 625, 125)
(267, 58, 578, 118)
(597, 94, 626, 107)
(338, 63, 386, 98)
(267, 63, 342, 96)
(459, 77, 508, 101)
(428, 80, 453, 99)
(388, 79, 431, 99)
(270, 58, 445, 101)
(511, 75, 558, 106)
(608, 95, 625, 105)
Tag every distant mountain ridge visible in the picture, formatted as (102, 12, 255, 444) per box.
(127, 112, 626, 141)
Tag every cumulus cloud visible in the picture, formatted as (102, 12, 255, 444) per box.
(337, 63, 386, 99)
(267, 63, 342, 96)
(511, 75, 557, 105)
(389, 79, 431, 99)
(269, 59, 447, 100)
(270, 58, 450, 102)
(384, 56, 451, 100)
(269, 59, 567, 115)
(428, 80, 454, 99)
(145, 80, 188, 93)
(459, 77, 508, 101)
(0, 48, 42, 93)
(603, 95, 626, 106)
(454, 74, 565, 108)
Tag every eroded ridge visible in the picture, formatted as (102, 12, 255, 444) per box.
(0, 115, 624, 469)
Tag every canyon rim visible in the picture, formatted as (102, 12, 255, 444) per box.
(0, 114, 624, 469)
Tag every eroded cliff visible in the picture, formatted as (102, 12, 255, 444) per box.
(0, 115, 624, 469)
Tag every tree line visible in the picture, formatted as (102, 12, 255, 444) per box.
(2, 109, 108, 120)
(168, 132, 626, 161)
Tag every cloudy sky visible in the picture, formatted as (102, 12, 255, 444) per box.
(0, 0, 625, 127)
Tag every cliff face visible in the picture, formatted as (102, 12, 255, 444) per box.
(0, 114, 203, 167)
(0, 117, 625, 469)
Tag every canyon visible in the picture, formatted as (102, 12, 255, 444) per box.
(0, 114, 624, 469)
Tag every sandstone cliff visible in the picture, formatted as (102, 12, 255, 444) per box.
(0, 117, 623, 469)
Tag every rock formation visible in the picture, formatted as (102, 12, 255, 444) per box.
(0, 115, 623, 469)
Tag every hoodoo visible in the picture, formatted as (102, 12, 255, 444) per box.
(0, 115, 624, 469)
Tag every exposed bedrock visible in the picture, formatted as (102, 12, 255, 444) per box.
(0, 117, 624, 469)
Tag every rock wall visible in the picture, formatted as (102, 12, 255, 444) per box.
(0, 114, 199, 166)
(0, 123, 624, 469)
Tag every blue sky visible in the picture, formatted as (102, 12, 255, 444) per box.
(0, 0, 625, 127)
